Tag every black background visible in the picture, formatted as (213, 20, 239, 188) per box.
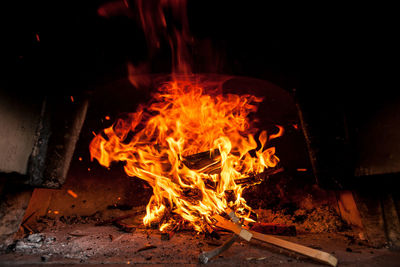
(1, 1, 392, 99)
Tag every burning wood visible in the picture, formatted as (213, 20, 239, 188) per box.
(199, 208, 243, 263)
(234, 167, 284, 186)
(182, 149, 221, 173)
(90, 79, 283, 233)
(183, 149, 284, 190)
(160, 220, 182, 240)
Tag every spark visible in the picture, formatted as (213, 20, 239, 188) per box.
(67, 190, 78, 198)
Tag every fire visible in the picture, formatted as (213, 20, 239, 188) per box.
(89, 78, 282, 232)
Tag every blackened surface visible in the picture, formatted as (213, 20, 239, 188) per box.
(295, 96, 354, 189)
(27, 99, 51, 187)
(28, 96, 89, 188)
(353, 98, 400, 177)
(353, 174, 400, 248)
(42, 96, 89, 188)
(2, 2, 388, 95)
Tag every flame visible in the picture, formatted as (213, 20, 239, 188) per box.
(90, 78, 281, 232)
(91, 0, 282, 232)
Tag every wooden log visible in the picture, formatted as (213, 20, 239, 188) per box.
(183, 149, 221, 171)
(199, 234, 239, 264)
(183, 149, 283, 178)
(203, 166, 283, 193)
(213, 214, 338, 267)
(234, 167, 284, 185)
(161, 220, 182, 240)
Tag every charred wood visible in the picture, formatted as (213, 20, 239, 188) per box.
(136, 245, 157, 253)
(199, 234, 239, 264)
(161, 220, 182, 240)
(183, 149, 220, 171)
(234, 167, 284, 185)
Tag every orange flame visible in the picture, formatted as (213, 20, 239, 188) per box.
(90, 78, 281, 232)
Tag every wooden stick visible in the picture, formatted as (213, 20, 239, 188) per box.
(214, 215, 338, 267)
(234, 167, 284, 185)
(21, 211, 36, 226)
(136, 245, 157, 253)
(21, 223, 34, 234)
(199, 234, 239, 264)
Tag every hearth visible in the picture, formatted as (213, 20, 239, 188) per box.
(1, 1, 399, 266)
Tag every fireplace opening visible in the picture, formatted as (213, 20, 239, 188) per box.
(1, 1, 400, 266)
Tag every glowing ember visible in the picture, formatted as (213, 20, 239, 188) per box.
(89, 78, 282, 232)
(67, 189, 78, 198)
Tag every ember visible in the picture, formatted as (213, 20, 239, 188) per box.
(89, 78, 282, 232)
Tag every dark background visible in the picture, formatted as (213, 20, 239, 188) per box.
(1, 1, 391, 97)
(0, 1, 396, 189)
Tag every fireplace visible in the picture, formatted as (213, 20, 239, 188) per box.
(1, 1, 400, 266)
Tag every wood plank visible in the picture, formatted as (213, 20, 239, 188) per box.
(214, 214, 338, 267)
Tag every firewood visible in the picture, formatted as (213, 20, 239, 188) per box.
(199, 234, 239, 264)
(183, 149, 220, 171)
(161, 231, 174, 240)
(183, 149, 283, 183)
(213, 214, 338, 267)
(203, 167, 283, 193)
(161, 220, 182, 240)
(21, 223, 34, 234)
(21, 211, 36, 226)
(234, 167, 284, 185)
